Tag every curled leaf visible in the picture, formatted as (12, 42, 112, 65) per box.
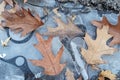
(1, 37, 11, 47)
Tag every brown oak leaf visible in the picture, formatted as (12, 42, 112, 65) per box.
(98, 70, 116, 80)
(42, 17, 83, 39)
(30, 33, 66, 75)
(91, 16, 120, 46)
(91, 16, 110, 29)
(1, 8, 44, 37)
(81, 26, 116, 65)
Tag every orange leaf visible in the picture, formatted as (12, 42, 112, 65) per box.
(30, 33, 66, 75)
(1, 8, 44, 37)
(91, 16, 120, 46)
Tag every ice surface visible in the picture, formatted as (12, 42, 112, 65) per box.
(0, 0, 120, 80)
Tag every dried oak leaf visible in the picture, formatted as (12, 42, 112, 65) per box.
(30, 33, 66, 75)
(1, 8, 44, 37)
(81, 26, 116, 65)
(91, 16, 120, 46)
(65, 68, 75, 80)
(98, 70, 116, 80)
(42, 17, 83, 39)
